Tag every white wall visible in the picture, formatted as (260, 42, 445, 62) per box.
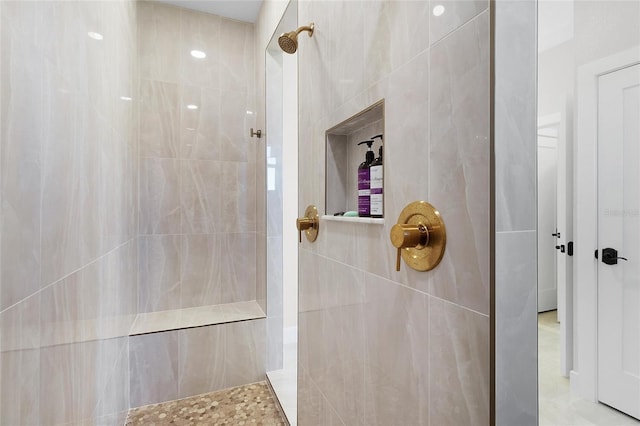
(539, 40, 574, 117)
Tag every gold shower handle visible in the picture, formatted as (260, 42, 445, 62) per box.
(390, 201, 446, 272)
(390, 223, 429, 271)
(296, 205, 319, 243)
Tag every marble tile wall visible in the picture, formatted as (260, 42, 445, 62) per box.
(129, 318, 266, 407)
(136, 1, 258, 312)
(494, 1, 538, 425)
(293, 1, 491, 424)
(0, 1, 138, 424)
(132, 0, 266, 410)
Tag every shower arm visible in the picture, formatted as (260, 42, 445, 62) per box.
(295, 24, 314, 37)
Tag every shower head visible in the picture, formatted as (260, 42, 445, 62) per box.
(278, 23, 314, 54)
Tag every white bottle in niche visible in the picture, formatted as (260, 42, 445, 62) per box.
(370, 134, 383, 218)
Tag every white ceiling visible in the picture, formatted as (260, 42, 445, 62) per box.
(155, 0, 264, 23)
(538, 0, 574, 52)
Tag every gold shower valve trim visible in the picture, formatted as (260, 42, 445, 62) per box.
(390, 201, 446, 272)
(296, 205, 319, 243)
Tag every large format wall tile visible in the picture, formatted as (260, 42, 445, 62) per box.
(180, 86, 221, 160)
(493, 1, 537, 422)
(138, 1, 180, 83)
(429, 298, 489, 426)
(130, 319, 266, 407)
(39, 340, 108, 425)
(494, 0, 536, 233)
(364, 274, 429, 426)
(180, 233, 256, 308)
(295, 2, 491, 423)
(1, 1, 137, 424)
(139, 79, 180, 158)
(178, 324, 226, 398)
(137, 2, 259, 328)
(0, 294, 41, 424)
(0, 21, 43, 309)
(139, 158, 182, 234)
(299, 255, 366, 425)
(40, 70, 101, 286)
(362, 1, 430, 87)
(129, 330, 180, 408)
(428, 11, 490, 315)
(298, 366, 345, 426)
(139, 235, 181, 313)
(1, 348, 40, 424)
(429, 0, 489, 45)
(179, 8, 221, 89)
(219, 18, 255, 93)
(180, 160, 223, 234)
(219, 89, 254, 163)
(496, 231, 537, 425)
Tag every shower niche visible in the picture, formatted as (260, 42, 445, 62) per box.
(325, 100, 385, 223)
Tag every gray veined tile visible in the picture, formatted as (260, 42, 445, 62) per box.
(180, 86, 221, 160)
(129, 331, 179, 408)
(364, 274, 429, 426)
(178, 324, 225, 398)
(362, 0, 430, 87)
(496, 231, 537, 425)
(180, 234, 222, 308)
(179, 8, 221, 89)
(139, 79, 180, 158)
(429, 297, 489, 426)
(218, 18, 254, 93)
(429, 0, 489, 46)
(180, 160, 223, 234)
(137, 1, 181, 84)
(139, 158, 182, 235)
(1, 21, 43, 309)
(138, 235, 181, 313)
(428, 10, 490, 315)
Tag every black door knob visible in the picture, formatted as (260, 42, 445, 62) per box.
(602, 247, 628, 265)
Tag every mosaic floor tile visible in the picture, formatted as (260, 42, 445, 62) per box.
(126, 381, 286, 426)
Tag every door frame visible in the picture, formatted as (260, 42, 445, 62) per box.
(538, 111, 574, 377)
(536, 115, 560, 314)
(573, 46, 640, 402)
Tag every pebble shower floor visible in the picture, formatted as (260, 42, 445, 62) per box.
(125, 382, 287, 425)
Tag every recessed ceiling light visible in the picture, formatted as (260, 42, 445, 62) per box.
(190, 50, 206, 59)
(120, 96, 132, 101)
(246, 110, 254, 115)
(433, 5, 445, 17)
(88, 31, 104, 40)
(187, 104, 199, 110)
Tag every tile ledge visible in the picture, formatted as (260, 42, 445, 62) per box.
(129, 300, 266, 336)
(321, 215, 384, 225)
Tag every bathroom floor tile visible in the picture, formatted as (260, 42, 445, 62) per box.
(125, 381, 286, 425)
(539, 311, 640, 426)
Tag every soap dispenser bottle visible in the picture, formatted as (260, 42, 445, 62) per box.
(370, 134, 384, 218)
(357, 140, 375, 217)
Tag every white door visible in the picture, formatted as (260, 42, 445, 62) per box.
(538, 136, 558, 312)
(597, 63, 640, 420)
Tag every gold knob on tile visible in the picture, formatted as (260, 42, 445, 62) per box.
(296, 205, 319, 243)
(390, 201, 446, 272)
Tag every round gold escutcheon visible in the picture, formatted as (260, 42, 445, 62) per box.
(296, 205, 319, 243)
(391, 201, 446, 272)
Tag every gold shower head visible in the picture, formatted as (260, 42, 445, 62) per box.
(278, 23, 314, 54)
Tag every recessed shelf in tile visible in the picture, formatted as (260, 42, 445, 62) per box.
(325, 100, 385, 221)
